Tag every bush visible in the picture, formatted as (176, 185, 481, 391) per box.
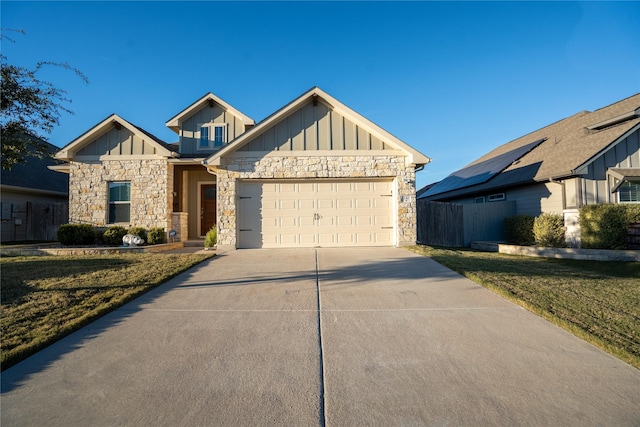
(94, 228, 106, 245)
(103, 226, 128, 246)
(504, 215, 535, 245)
(57, 224, 95, 246)
(128, 227, 147, 243)
(533, 213, 566, 247)
(579, 204, 635, 249)
(204, 225, 217, 248)
(147, 227, 166, 245)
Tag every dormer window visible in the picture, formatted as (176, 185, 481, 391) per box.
(199, 124, 227, 149)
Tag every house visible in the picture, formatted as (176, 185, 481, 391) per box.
(1, 139, 69, 241)
(54, 87, 430, 250)
(419, 93, 640, 245)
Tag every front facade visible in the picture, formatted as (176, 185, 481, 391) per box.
(55, 87, 430, 249)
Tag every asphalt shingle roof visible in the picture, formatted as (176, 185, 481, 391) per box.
(423, 93, 640, 199)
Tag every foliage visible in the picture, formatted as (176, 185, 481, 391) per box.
(128, 227, 147, 243)
(0, 30, 88, 170)
(1, 252, 215, 370)
(409, 245, 640, 369)
(57, 224, 95, 245)
(579, 204, 636, 249)
(103, 226, 128, 246)
(504, 215, 535, 245)
(147, 227, 166, 245)
(533, 213, 566, 247)
(204, 225, 217, 248)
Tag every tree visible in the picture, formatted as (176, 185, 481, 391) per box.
(1, 30, 88, 170)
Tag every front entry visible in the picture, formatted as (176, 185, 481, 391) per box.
(200, 184, 217, 236)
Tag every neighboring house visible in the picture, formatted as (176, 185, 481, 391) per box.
(1, 139, 69, 241)
(419, 93, 640, 244)
(54, 87, 430, 250)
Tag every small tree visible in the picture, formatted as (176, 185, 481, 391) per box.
(1, 30, 88, 170)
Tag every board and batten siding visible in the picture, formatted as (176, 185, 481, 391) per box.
(179, 104, 247, 155)
(237, 100, 392, 152)
(579, 128, 639, 205)
(76, 127, 160, 157)
(180, 168, 216, 238)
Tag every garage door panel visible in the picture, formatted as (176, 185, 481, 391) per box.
(237, 180, 394, 248)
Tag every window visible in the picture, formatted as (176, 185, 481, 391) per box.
(618, 181, 640, 203)
(199, 124, 227, 149)
(109, 182, 130, 223)
(474, 196, 485, 204)
(488, 193, 506, 202)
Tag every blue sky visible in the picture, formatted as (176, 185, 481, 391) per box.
(2, 1, 639, 189)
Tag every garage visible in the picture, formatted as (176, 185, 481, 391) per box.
(237, 179, 395, 248)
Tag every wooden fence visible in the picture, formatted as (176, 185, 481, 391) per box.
(417, 200, 517, 247)
(1, 202, 68, 242)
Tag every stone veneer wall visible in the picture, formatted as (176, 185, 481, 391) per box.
(215, 154, 417, 249)
(69, 159, 172, 230)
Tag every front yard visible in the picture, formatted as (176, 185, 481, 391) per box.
(1, 252, 214, 370)
(409, 245, 640, 369)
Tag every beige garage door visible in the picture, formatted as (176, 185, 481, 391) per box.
(237, 180, 394, 248)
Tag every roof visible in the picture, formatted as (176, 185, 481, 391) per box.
(55, 114, 175, 161)
(608, 167, 640, 192)
(165, 92, 255, 133)
(1, 138, 69, 195)
(422, 93, 640, 200)
(204, 86, 431, 167)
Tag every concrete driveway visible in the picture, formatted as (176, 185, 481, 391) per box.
(2, 247, 639, 426)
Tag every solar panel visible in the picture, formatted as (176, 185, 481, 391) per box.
(421, 138, 545, 198)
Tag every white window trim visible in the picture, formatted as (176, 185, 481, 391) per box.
(617, 181, 640, 204)
(488, 193, 506, 202)
(198, 123, 227, 150)
(108, 181, 131, 224)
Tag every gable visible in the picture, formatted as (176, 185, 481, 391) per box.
(76, 126, 162, 157)
(237, 99, 393, 152)
(165, 92, 255, 134)
(56, 114, 174, 161)
(205, 87, 430, 166)
(177, 100, 252, 155)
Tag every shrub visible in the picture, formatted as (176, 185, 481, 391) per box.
(147, 227, 166, 245)
(504, 215, 535, 245)
(579, 204, 639, 250)
(204, 225, 217, 249)
(103, 226, 128, 246)
(94, 228, 106, 245)
(128, 227, 148, 243)
(57, 224, 95, 246)
(533, 213, 566, 247)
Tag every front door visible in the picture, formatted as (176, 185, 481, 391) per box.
(200, 184, 217, 236)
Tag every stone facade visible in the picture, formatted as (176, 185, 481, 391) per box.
(68, 159, 172, 230)
(215, 154, 417, 249)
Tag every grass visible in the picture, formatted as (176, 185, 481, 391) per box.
(408, 245, 640, 369)
(1, 252, 214, 370)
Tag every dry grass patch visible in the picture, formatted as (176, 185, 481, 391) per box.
(1, 253, 214, 370)
(408, 245, 640, 369)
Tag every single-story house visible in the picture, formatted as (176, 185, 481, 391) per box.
(419, 93, 640, 244)
(1, 139, 69, 241)
(54, 87, 430, 250)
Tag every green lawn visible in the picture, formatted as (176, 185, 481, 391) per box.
(409, 245, 640, 369)
(1, 252, 214, 370)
